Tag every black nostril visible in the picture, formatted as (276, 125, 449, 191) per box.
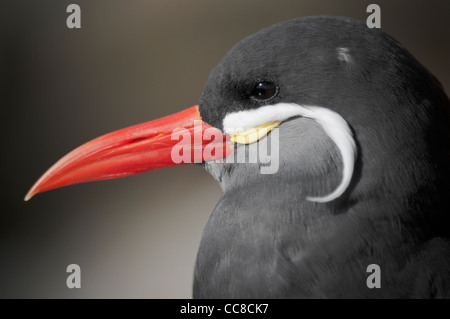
(128, 137, 147, 144)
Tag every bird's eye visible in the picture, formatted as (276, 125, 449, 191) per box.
(250, 81, 278, 102)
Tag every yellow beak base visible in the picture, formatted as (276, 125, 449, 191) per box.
(230, 121, 281, 144)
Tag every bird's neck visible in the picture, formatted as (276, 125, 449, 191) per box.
(194, 176, 420, 298)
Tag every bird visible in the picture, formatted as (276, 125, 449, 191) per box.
(25, 16, 450, 298)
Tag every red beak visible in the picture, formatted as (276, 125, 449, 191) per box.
(25, 105, 231, 201)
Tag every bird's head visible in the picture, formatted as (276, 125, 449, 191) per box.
(199, 15, 450, 206)
(26, 16, 450, 211)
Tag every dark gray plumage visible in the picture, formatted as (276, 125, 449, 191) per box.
(194, 16, 450, 298)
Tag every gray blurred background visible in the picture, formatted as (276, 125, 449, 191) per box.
(1, 0, 449, 298)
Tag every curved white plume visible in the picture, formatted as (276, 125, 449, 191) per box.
(223, 103, 356, 203)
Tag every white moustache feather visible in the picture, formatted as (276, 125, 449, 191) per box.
(223, 103, 356, 203)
